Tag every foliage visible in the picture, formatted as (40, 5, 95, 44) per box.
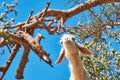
(81, 42, 120, 80)
(0, 0, 18, 26)
(70, 2, 120, 80)
(0, 0, 18, 55)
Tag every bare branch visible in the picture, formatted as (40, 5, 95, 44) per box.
(6, 44, 11, 53)
(17, 31, 53, 67)
(10, 33, 27, 46)
(0, 44, 20, 80)
(26, 10, 34, 23)
(16, 46, 30, 79)
(35, 33, 44, 43)
(0, 38, 7, 47)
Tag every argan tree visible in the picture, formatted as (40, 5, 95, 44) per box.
(0, 0, 120, 80)
(68, 1, 120, 79)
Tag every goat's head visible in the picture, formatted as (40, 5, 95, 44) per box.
(60, 34, 78, 55)
(55, 34, 92, 64)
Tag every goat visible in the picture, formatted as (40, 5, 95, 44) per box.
(55, 34, 92, 80)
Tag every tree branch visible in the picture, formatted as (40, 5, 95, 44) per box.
(0, 44, 20, 80)
(0, 38, 7, 47)
(17, 31, 53, 67)
(66, 0, 120, 17)
(16, 46, 30, 79)
(1, 0, 119, 34)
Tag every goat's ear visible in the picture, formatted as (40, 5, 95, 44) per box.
(76, 43, 92, 55)
(55, 48, 65, 64)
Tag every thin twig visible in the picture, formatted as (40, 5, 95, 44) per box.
(26, 10, 34, 23)
(6, 44, 11, 53)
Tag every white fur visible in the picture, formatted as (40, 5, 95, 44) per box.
(56, 34, 92, 80)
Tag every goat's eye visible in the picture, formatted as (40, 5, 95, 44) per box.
(72, 37, 75, 41)
(60, 41, 63, 45)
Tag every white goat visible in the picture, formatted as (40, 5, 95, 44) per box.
(55, 34, 92, 80)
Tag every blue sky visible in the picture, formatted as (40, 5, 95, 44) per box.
(0, 0, 120, 80)
(0, 0, 83, 80)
